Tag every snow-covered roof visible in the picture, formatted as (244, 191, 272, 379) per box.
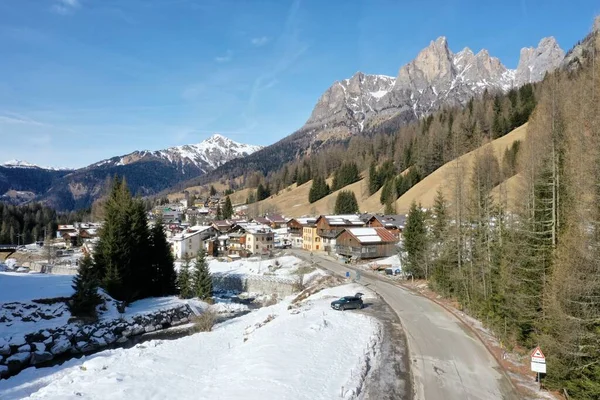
(322, 215, 364, 226)
(188, 225, 213, 233)
(346, 227, 398, 244)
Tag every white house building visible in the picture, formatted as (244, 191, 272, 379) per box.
(169, 225, 218, 259)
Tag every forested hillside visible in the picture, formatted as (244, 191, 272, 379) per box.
(0, 203, 89, 245)
(402, 31, 600, 398)
(236, 82, 538, 210)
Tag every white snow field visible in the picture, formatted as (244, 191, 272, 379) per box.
(0, 272, 74, 303)
(0, 284, 382, 400)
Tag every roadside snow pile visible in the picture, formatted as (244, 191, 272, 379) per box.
(308, 283, 378, 301)
(373, 254, 401, 266)
(1, 284, 381, 400)
(0, 273, 74, 303)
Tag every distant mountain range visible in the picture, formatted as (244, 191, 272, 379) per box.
(0, 135, 262, 210)
(302, 36, 564, 141)
(191, 32, 574, 188)
(4, 20, 596, 212)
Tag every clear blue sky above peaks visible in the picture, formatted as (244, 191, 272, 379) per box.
(0, 0, 598, 168)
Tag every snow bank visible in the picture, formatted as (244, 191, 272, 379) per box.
(0, 273, 74, 303)
(209, 255, 306, 276)
(1, 284, 381, 400)
(372, 254, 401, 266)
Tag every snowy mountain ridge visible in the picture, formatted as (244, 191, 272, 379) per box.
(1, 159, 72, 171)
(303, 36, 565, 140)
(90, 134, 262, 173)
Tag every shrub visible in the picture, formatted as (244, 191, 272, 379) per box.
(191, 310, 216, 332)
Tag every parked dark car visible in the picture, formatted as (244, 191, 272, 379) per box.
(330, 293, 364, 311)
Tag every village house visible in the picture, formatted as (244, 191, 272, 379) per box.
(227, 231, 248, 256)
(302, 221, 320, 252)
(245, 226, 274, 256)
(169, 225, 218, 259)
(252, 216, 271, 226)
(264, 214, 287, 229)
(287, 217, 316, 248)
(211, 220, 233, 234)
(363, 214, 406, 238)
(61, 232, 80, 247)
(335, 227, 399, 259)
(56, 225, 77, 239)
(315, 215, 365, 253)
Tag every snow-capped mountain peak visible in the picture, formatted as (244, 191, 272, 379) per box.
(1, 159, 71, 171)
(302, 35, 564, 141)
(2, 159, 39, 168)
(91, 134, 262, 173)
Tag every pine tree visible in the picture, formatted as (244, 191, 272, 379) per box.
(150, 219, 177, 296)
(223, 196, 234, 219)
(93, 176, 154, 302)
(308, 176, 330, 203)
(178, 254, 193, 299)
(209, 185, 217, 196)
(334, 191, 359, 214)
(403, 202, 428, 279)
(368, 161, 380, 195)
(70, 255, 102, 317)
(192, 249, 213, 300)
(216, 204, 223, 220)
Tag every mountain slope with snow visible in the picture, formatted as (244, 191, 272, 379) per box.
(90, 134, 262, 173)
(0, 134, 261, 210)
(1, 160, 72, 171)
(302, 36, 564, 141)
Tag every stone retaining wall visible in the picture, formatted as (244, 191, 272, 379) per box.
(0, 304, 195, 380)
(213, 274, 300, 298)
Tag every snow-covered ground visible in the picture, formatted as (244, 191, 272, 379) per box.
(209, 255, 311, 276)
(0, 272, 74, 302)
(0, 284, 381, 400)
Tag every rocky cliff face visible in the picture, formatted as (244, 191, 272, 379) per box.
(561, 16, 600, 72)
(514, 37, 565, 86)
(303, 35, 564, 142)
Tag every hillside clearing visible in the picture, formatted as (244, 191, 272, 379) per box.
(394, 123, 528, 213)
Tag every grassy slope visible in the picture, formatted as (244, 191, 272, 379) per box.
(394, 123, 528, 213)
(176, 124, 527, 217)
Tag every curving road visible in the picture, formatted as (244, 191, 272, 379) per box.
(292, 250, 519, 400)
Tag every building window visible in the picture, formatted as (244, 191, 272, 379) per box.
(316, 245, 319, 250)
(256, 245, 259, 249)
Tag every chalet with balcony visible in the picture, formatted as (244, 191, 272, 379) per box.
(315, 215, 365, 252)
(336, 227, 399, 259)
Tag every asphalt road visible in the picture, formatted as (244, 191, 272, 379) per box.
(292, 250, 519, 400)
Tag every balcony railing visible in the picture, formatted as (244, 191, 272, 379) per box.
(318, 229, 341, 238)
(335, 245, 378, 257)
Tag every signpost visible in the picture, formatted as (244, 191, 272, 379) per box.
(530, 346, 546, 390)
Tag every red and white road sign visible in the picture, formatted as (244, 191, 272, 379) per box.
(531, 346, 546, 363)
(530, 346, 546, 374)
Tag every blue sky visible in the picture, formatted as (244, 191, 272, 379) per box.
(0, 0, 598, 168)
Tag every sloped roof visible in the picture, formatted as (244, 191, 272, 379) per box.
(346, 227, 398, 244)
(265, 213, 286, 223)
(368, 214, 406, 229)
(320, 215, 365, 227)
